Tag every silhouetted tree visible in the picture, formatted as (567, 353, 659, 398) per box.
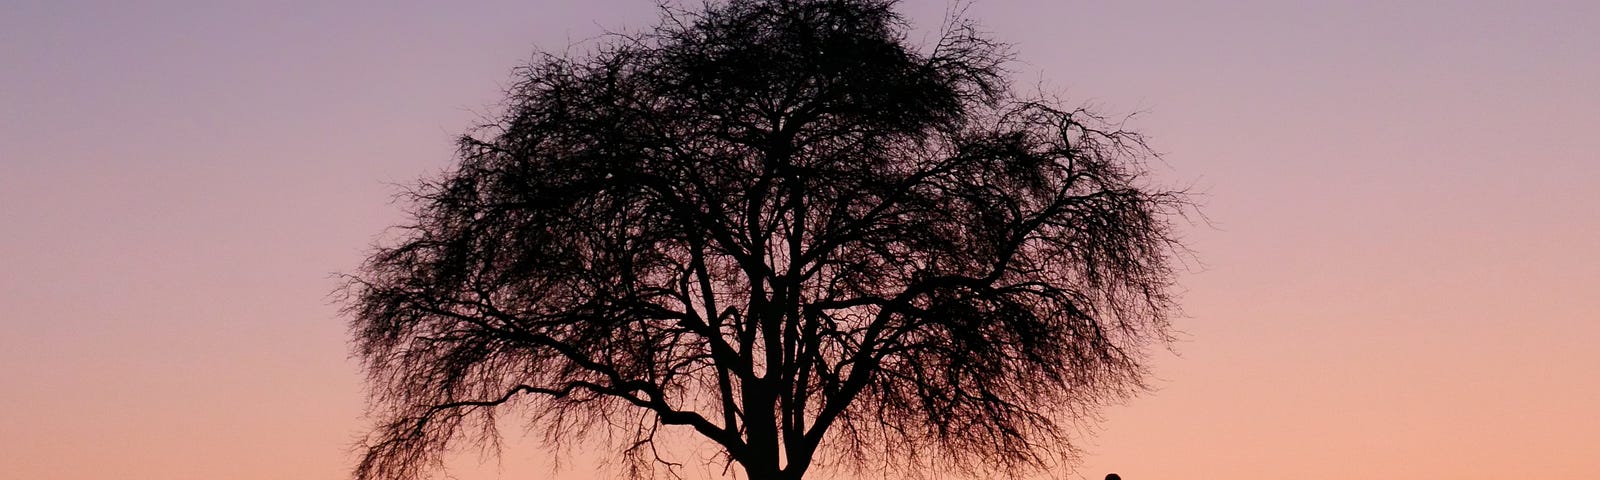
(344, 1, 1187, 479)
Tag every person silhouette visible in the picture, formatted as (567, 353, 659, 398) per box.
(1106, 474, 1121, 480)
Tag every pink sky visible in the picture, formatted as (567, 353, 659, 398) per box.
(3, 1, 1597, 479)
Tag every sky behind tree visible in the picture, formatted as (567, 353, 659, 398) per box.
(3, 1, 1597, 479)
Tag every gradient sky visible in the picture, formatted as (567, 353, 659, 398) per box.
(3, 1, 1597, 479)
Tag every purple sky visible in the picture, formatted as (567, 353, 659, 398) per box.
(3, 1, 1598, 479)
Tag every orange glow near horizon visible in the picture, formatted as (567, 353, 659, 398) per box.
(2, 1, 1597, 479)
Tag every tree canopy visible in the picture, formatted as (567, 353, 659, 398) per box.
(345, 1, 1187, 479)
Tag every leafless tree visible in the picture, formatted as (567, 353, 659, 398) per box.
(344, 1, 1187, 479)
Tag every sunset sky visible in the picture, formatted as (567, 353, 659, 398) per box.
(3, 1, 1597, 479)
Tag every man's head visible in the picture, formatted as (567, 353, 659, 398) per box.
(1106, 475, 1122, 480)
